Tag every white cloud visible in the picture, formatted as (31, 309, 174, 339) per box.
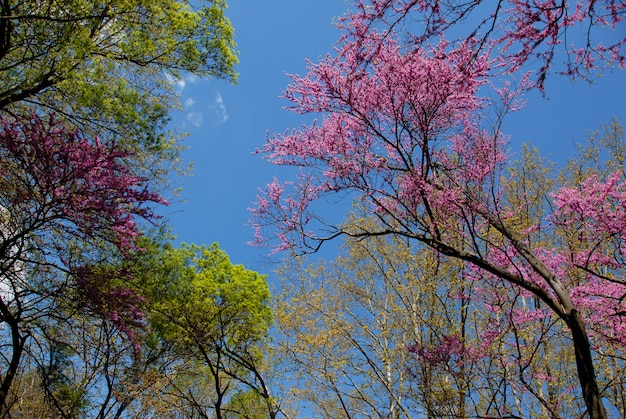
(164, 73, 186, 91)
(187, 112, 203, 127)
(176, 90, 228, 128)
(164, 73, 200, 93)
(214, 93, 228, 123)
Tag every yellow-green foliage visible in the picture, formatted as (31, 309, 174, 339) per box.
(0, 0, 238, 144)
(137, 241, 272, 354)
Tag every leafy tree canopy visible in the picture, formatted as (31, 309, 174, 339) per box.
(131, 239, 276, 418)
(137, 241, 272, 346)
(251, 2, 626, 417)
(0, 0, 237, 146)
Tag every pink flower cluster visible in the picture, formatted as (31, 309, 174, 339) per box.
(552, 172, 626, 343)
(0, 114, 167, 254)
(74, 265, 147, 358)
(341, 0, 625, 89)
(0, 114, 167, 352)
(251, 33, 496, 250)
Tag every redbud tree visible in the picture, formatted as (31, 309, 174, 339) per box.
(0, 113, 166, 411)
(342, 0, 625, 89)
(251, 1, 625, 418)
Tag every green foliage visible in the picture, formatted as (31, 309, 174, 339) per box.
(0, 0, 237, 146)
(223, 389, 270, 419)
(128, 239, 275, 417)
(0, 0, 241, 416)
(4, 238, 275, 418)
(39, 338, 90, 418)
(137, 241, 272, 348)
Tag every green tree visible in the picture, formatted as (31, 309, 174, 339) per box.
(223, 389, 270, 419)
(2, 299, 143, 418)
(0, 1, 238, 415)
(134, 241, 279, 419)
(2, 238, 279, 418)
(0, 0, 237, 147)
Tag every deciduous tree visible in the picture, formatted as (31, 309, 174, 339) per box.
(133, 241, 280, 419)
(342, 0, 625, 89)
(0, 0, 237, 145)
(0, 0, 240, 415)
(273, 218, 473, 418)
(273, 210, 592, 418)
(251, 3, 626, 417)
(0, 113, 165, 415)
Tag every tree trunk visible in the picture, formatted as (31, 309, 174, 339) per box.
(567, 309, 607, 419)
(0, 316, 24, 416)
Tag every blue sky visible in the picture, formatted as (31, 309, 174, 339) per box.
(165, 1, 626, 274)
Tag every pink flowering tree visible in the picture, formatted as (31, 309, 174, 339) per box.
(0, 113, 166, 412)
(342, 0, 625, 90)
(251, 3, 626, 417)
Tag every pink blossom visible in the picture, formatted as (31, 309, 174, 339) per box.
(0, 113, 166, 355)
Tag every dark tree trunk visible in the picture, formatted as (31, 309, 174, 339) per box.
(567, 309, 607, 419)
(0, 315, 25, 416)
